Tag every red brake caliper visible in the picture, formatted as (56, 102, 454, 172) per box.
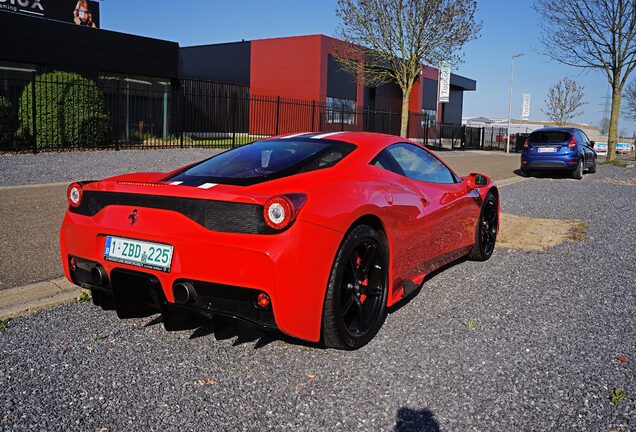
(355, 255, 368, 303)
(360, 275, 368, 304)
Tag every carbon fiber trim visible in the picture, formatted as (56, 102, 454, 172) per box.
(70, 191, 268, 234)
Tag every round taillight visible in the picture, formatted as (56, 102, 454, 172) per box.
(256, 293, 271, 309)
(264, 195, 294, 230)
(67, 182, 83, 207)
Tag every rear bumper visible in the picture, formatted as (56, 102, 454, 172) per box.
(70, 260, 277, 330)
(60, 206, 343, 342)
(521, 154, 578, 171)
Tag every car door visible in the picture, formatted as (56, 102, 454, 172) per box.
(577, 130, 595, 167)
(380, 143, 480, 269)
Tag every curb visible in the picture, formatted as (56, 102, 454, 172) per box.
(497, 176, 530, 187)
(0, 181, 69, 191)
(0, 277, 81, 320)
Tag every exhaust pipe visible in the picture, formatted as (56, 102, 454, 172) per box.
(173, 282, 197, 305)
(91, 265, 107, 286)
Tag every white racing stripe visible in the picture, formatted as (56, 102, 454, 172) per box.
(280, 132, 312, 139)
(311, 132, 345, 139)
(198, 183, 218, 189)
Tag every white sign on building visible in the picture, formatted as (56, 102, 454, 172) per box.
(438, 60, 451, 103)
(522, 93, 531, 120)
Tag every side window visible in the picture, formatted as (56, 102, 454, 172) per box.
(371, 150, 405, 176)
(379, 143, 456, 184)
(578, 130, 591, 146)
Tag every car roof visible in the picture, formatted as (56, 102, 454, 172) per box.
(531, 127, 577, 133)
(268, 131, 404, 157)
(266, 131, 462, 179)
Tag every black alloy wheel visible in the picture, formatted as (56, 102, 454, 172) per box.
(322, 225, 388, 350)
(339, 239, 385, 337)
(468, 192, 498, 261)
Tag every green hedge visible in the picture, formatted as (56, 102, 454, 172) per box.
(0, 97, 17, 149)
(77, 113, 111, 147)
(18, 71, 111, 148)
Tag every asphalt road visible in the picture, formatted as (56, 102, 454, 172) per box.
(0, 149, 521, 291)
(0, 149, 220, 290)
(0, 183, 68, 291)
(1, 165, 634, 431)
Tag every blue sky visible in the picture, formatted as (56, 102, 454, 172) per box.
(101, 0, 634, 134)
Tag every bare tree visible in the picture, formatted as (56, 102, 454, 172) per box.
(534, 0, 636, 162)
(623, 80, 636, 120)
(599, 117, 610, 134)
(334, 0, 481, 137)
(542, 77, 587, 125)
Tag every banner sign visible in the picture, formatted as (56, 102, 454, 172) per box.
(438, 60, 451, 104)
(0, 0, 100, 28)
(521, 92, 531, 120)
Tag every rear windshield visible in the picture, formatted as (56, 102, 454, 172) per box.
(528, 131, 572, 143)
(167, 138, 356, 186)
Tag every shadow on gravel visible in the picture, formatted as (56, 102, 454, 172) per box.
(393, 407, 440, 432)
(144, 316, 163, 327)
(138, 257, 470, 351)
(514, 168, 579, 180)
(179, 316, 324, 350)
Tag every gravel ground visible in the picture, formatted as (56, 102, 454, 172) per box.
(0, 149, 220, 186)
(1, 165, 634, 431)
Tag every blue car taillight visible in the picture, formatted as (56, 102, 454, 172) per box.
(523, 138, 531, 150)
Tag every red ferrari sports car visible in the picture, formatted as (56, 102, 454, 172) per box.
(60, 132, 499, 349)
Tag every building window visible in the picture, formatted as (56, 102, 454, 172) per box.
(422, 109, 436, 127)
(326, 97, 356, 124)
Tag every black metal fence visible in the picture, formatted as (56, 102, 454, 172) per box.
(0, 73, 513, 153)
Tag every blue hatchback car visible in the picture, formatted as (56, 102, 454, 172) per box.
(520, 127, 597, 179)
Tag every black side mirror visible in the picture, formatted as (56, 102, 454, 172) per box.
(590, 140, 596, 147)
(475, 174, 488, 186)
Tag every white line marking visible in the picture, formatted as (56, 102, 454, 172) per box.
(280, 132, 312, 139)
(169, 181, 183, 185)
(311, 132, 345, 139)
(198, 183, 218, 189)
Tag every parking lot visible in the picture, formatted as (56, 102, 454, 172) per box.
(1, 156, 634, 431)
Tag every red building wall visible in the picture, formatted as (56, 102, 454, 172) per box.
(248, 34, 442, 136)
(249, 35, 323, 135)
(249, 35, 370, 135)
(250, 35, 324, 100)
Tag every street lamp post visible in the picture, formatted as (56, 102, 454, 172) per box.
(507, 53, 524, 153)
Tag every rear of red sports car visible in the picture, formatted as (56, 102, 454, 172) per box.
(60, 132, 499, 349)
(60, 136, 356, 343)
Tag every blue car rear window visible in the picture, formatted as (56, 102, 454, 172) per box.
(167, 138, 355, 186)
(529, 131, 572, 143)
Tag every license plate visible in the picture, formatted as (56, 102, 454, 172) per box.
(104, 236, 174, 272)
(538, 147, 557, 153)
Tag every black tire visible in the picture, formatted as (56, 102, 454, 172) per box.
(572, 158, 584, 179)
(520, 168, 532, 178)
(468, 191, 498, 261)
(322, 224, 389, 350)
(588, 157, 597, 173)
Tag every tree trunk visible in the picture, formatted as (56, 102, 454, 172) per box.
(606, 84, 621, 162)
(400, 92, 410, 138)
